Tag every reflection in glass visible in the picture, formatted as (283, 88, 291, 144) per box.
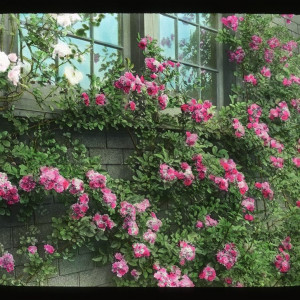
(178, 21, 197, 64)
(201, 70, 217, 105)
(94, 13, 121, 46)
(199, 13, 218, 28)
(59, 37, 91, 89)
(93, 44, 120, 79)
(159, 15, 176, 60)
(177, 13, 197, 23)
(200, 29, 217, 69)
(179, 64, 200, 99)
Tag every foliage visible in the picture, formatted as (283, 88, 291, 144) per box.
(0, 13, 299, 287)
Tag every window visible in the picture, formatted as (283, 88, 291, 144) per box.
(157, 13, 222, 106)
(17, 13, 224, 106)
(19, 13, 126, 89)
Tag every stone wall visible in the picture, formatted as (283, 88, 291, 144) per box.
(0, 121, 136, 286)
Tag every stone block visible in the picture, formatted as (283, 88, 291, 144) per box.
(123, 149, 134, 164)
(89, 148, 123, 165)
(0, 227, 12, 249)
(46, 273, 79, 287)
(79, 265, 112, 287)
(107, 165, 133, 180)
(58, 253, 94, 276)
(34, 203, 66, 224)
(106, 130, 135, 149)
(13, 223, 53, 248)
(0, 206, 34, 228)
(73, 130, 106, 149)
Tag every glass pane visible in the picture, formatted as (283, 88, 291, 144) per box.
(199, 13, 218, 28)
(200, 29, 217, 69)
(178, 21, 198, 64)
(69, 15, 91, 38)
(201, 70, 217, 105)
(94, 13, 121, 46)
(159, 14, 176, 60)
(93, 44, 120, 79)
(177, 13, 197, 23)
(179, 64, 200, 99)
(59, 37, 91, 89)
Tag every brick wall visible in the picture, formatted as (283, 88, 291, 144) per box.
(0, 124, 136, 286)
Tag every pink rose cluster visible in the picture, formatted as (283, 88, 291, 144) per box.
(244, 74, 257, 85)
(143, 229, 157, 244)
(159, 163, 178, 182)
(19, 175, 36, 192)
(93, 212, 115, 231)
(112, 253, 129, 277)
(247, 104, 284, 153)
(28, 245, 37, 254)
(120, 201, 139, 236)
(81, 92, 108, 107)
(69, 178, 84, 195)
(232, 118, 245, 138)
(269, 101, 290, 121)
(209, 174, 228, 192)
(267, 37, 280, 49)
(70, 193, 89, 220)
(216, 243, 238, 270)
(44, 244, 55, 254)
(178, 241, 196, 266)
(205, 215, 218, 227)
(199, 265, 216, 282)
(228, 46, 245, 64)
(220, 158, 248, 195)
(0, 252, 15, 273)
(130, 269, 141, 280)
(114, 72, 144, 95)
(144, 211, 162, 244)
(281, 14, 294, 24)
(185, 131, 198, 147)
(221, 15, 244, 31)
(86, 170, 106, 189)
(0, 172, 20, 205)
(260, 66, 271, 78)
(192, 154, 207, 180)
(138, 35, 153, 50)
(274, 249, 290, 273)
(101, 187, 117, 209)
(134, 198, 150, 213)
(181, 99, 213, 123)
(255, 181, 274, 200)
(282, 40, 298, 55)
(264, 48, 274, 63)
(291, 98, 300, 113)
(292, 157, 300, 168)
(157, 94, 169, 110)
(241, 197, 255, 221)
(176, 162, 195, 186)
(249, 35, 262, 50)
(132, 243, 151, 258)
(282, 75, 300, 86)
(153, 264, 194, 287)
(39, 166, 69, 193)
(279, 236, 292, 252)
(270, 156, 284, 168)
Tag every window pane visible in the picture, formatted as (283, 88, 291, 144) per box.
(200, 29, 217, 69)
(59, 37, 91, 89)
(159, 15, 176, 60)
(177, 13, 197, 23)
(69, 15, 91, 38)
(201, 70, 217, 105)
(94, 13, 121, 46)
(199, 13, 218, 29)
(178, 21, 198, 64)
(93, 44, 120, 79)
(179, 64, 200, 99)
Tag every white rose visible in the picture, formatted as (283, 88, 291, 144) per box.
(64, 66, 83, 85)
(0, 52, 10, 72)
(52, 41, 72, 59)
